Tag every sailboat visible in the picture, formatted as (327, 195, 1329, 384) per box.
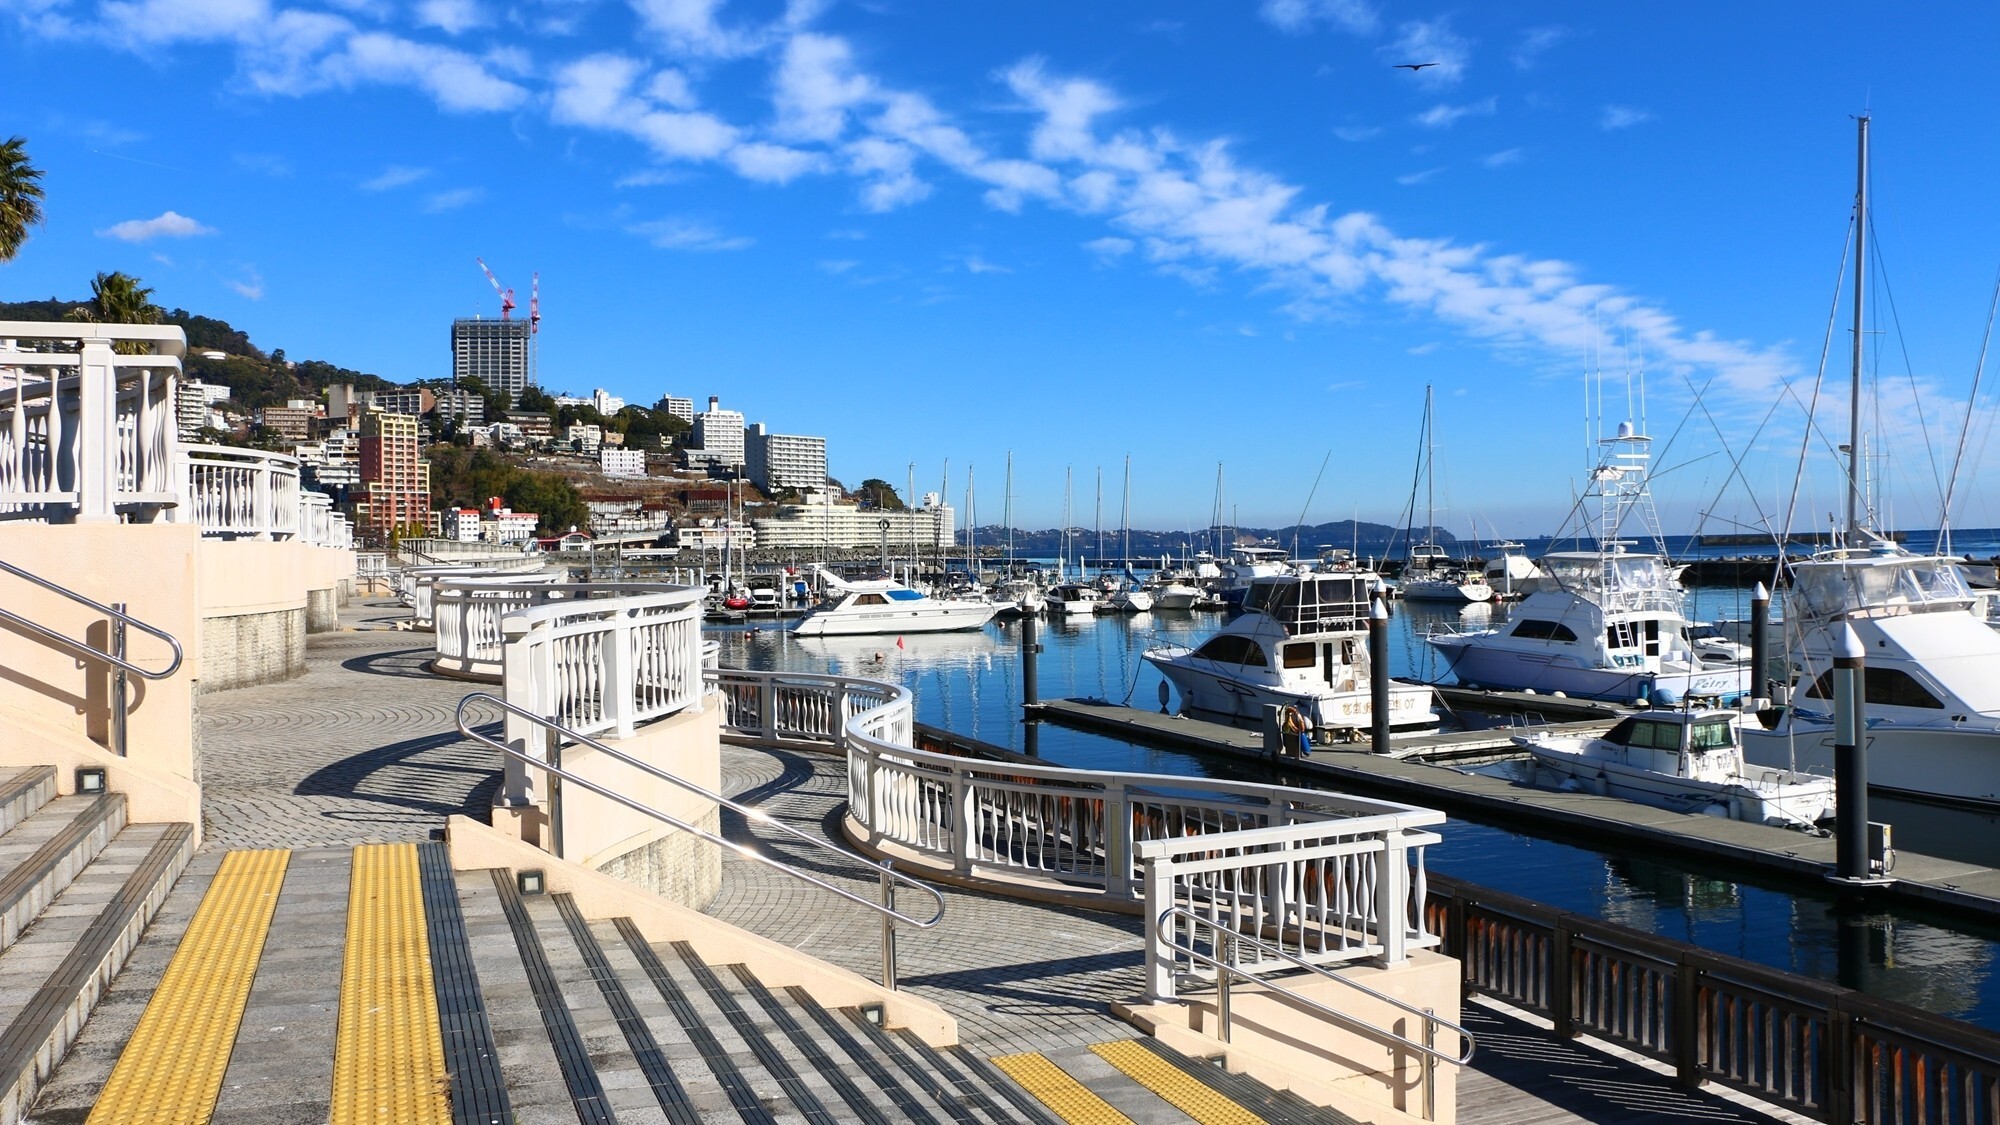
(1399, 386, 1493, 604)
(1740, 117, 2000, 809)
(1109, 456, 1154, 612)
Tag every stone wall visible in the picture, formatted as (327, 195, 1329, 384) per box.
(594, 807, 723, 909)
(199, 608, 306, 693)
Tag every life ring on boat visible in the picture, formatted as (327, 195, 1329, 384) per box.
(1278, 705, 1309, 736)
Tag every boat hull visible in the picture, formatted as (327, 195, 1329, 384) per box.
(791, 602, 999, 637)
(1432, 636, 1750, 704)
(1742, 721, 2000, 810)
(1144, 654, 1438, 733)
(1525, 741, 1834, 827)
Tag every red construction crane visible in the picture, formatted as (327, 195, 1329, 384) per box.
(475, 257, 516, 319)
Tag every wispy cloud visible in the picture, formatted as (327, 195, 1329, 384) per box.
(625, 217, 753, 251)
(1601, 105, 1653, 130)
(1084, 237, 1134, 264)
(228, 267, 264, 300)
(415, 0, 486, 35)
(1407, 342, 1440, 355)
(1259, 0, 1379, 36)
(423, 186, 483, 212)
(1511, 26, 1568, 70)
(961, 254, 1010, 274)
(1481, 148, 1524, 168)
(361, 164, 430, 191)
(1396, 167, 1445, 186)
(1414, 97, 1496, 129)
(234, 152, 291, 176)
(97, 210, 215, 241)
(818, 259, 859, 274)
(1333, 124, 1382, 142)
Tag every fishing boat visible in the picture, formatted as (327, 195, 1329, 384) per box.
(1146, 571, 1204, 610)
(1483, 542, 1542, 599)
(1514, 707, 1834, 830)
(1043, 582, 1103, 617)
(791, 569, 1000, 637)
(1427, 421, 1751, 704)
(1213, 545, 1294, 609)
(1144, 571, 1439, 737)
(1739, 118, 2000, 810)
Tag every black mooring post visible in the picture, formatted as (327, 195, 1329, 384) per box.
(1833, 624, 1870, 882)
(1749, 581, 1771, 704)
(1021, 609, 1041, 757)
(1370, 596, 1392, 755)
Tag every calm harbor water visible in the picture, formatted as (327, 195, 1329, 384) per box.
(711, 582, 2000, 1031)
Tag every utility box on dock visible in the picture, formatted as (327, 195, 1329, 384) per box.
(1870, 822, 1895, 877)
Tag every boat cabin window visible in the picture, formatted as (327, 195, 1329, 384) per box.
(1804, 666, 1945, 709)
(1283, 642, 1316, 669)
(854, 593, 888, 606)
(1194, 635, 1267, 666)
(884, 588, 924, 602)
(1792, 558, 1973, 621)
(1510, 619, 1577, 642)
(1624, 720, 1680, 750)
(1605, 620, 1661, 653)
(1688, 719, 1734, 751)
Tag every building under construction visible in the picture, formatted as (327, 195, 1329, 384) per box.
(450, 317, 532, 406)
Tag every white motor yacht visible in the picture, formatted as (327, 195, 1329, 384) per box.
(1144, 571, 1439, 737)
(1483, 542, 1543, 599)
(1516, 708, 1834, 830)
(791, 570, 999, 637)
(1043, 582, 1103, 617)
(1213, 546, 1293, 610)
(1400, 543, 1495, 604)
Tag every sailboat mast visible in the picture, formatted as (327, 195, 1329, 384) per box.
(1847, 114, 1870, 541)
(1121, 454, 1132, 574)
(1425, 384, 1436, 547)
(1004, 452, 1015, 568)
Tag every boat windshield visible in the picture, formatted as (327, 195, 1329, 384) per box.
(1688, 719, 1735, 751)
(884, 588, 926, 602)
(1540, 552, 1679, 612)
(1790, 556, 1972, 622)
(1245, 575, 1371, 632)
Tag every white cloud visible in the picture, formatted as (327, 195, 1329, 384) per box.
(99, 0, 268, 45)
(773, 32, 873, 142)
(1396, 167, 1444, 186)
(361, 164, 430, 191)
(423, 186, 483, 211)
(1382, 18, 1469, 86)
(416, 0, 486, 35)
(842, 137, 929, 211)
(1084, 236, 1134, 263)
(320, 33, 529, 112)
(98, 210, 216, 241)
(1332, 125, 1382, 142)
(1258, 0, 1378, 36)
(962, 255, 1009, 274)
(625, 217, 753, 251)
(1407, 342, 1440, 355)
(818, 259, 858, 274)
(1601, 105, 1653, 130)
(229, 268, 265, 300)
(614, 168, 689, 188)
(628, 0, 765, 58)
(1414, 97, 1495, 129)
(1481, 148, 1524, 168)
(551, 53, 739, 161)
(1511, 26, 1567, 70)
(645, 68, 696, 108)
(728, 142, 824, 183)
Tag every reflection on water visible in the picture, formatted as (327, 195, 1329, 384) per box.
(711, 604, 2000, 1030)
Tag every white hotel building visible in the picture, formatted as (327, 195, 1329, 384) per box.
(752, 491, 955, 550)
(745, 424, 827, 494)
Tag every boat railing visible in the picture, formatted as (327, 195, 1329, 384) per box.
(708, 668, 1445, 926)
(1425, 870, 2000, 1124)
(454, 692, 943, 989)
(1150, 903, 1472, 1121)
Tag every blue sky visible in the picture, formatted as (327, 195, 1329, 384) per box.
(6, 0, 2000, 537)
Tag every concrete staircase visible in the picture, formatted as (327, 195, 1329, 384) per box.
(0, 793, 1363, 1123)
(0, 766, 195, 1124)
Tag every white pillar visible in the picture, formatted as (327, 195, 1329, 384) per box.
(75, 338, 118, 522)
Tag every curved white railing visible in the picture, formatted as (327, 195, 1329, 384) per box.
(1, 323, 183, 523)
(708, 666, 1444, 969)
(499, 586, 708, 748)
(435, 579, 692, 681)
(405, 559, 555, 627)
(175, 444, 303, 540)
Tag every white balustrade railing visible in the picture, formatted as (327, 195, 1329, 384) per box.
(405, 559, 556, 627)
(497, 586, 708, 805)
(299, 489, 352, 549)
(175, 443, 304, 540)
(435, 579, 686, 681)
(0, 322, 183, 524)
(706, 666, 1445, 973)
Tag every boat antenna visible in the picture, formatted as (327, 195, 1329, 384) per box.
(1845, 114, 1869, 544)
(1940, 269, 2000, 553)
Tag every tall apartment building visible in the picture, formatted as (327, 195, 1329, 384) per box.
(451, 318, 533, 406)
(434, 388, 486, 427)
(745, 423, 827, 494)
(357, 411, 432, 544)
(174, 380, 230, 441)
(258, 401, 322, 447)
(592, 388, 625, 415)
(688, 396, 745, 471)
(752, 492, 954, 549)
(659, 396, 694, 425)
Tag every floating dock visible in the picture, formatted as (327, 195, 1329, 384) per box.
(1029, 696, 2000, 921)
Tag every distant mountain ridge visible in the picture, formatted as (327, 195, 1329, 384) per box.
(958, 519, 1462, 558)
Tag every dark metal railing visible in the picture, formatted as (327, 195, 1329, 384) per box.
(1426, 871, 2000, 1124)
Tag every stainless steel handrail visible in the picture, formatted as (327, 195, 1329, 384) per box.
(1159, 903, 1474, 1121)
(0, 557, 186, 757)
(456, 693, 946, 985)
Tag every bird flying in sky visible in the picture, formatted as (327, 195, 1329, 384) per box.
(1394, 62, 1439, 71)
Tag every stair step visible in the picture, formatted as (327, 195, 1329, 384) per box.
(0, 768, 56, 839)
(550, 896, 705, 1124)
(779, 985, 953, 1125)
(729, 965, 916, 1125)
(0, 823, 193, 1125)
(1123, 1037, 1363, 1125)
(669, 940, 846, 1125)
(416, 842, 509, 1125)
(0, 794, 124, 954)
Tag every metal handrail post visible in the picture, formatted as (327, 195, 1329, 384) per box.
(110, 602, 128, 757)
(548, 731, 565, 860)
(1218, 928, 1233, 1044)
(1423, 1006, 1437, 1120)
(880, 858, 897, 989)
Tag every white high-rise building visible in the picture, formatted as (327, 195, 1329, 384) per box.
(660, 396, 695, 424)
(689, 396, 745, 471)
(592, 388, 625, 415)
(745, 423, 827, 494)
(451, 318, 533, 406)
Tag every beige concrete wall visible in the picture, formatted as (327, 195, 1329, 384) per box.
(1121, 949, 1462, 1124)
(491, 700, 727, 909)
(195, 541, 355, 689)
(0, 523, 202, 767)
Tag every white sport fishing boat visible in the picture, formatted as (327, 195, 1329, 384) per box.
(1740, 118, 2000, 810)
(1144, 571, 1439, 738)
(1516, 707, 1834, 830)
(1146, 572, 1203, 610)
(791, 569, 999, 637)
(1400, 543, 1495, 604)
(1427, 422, 1751, 705)
(1044, 582, 1103, 617)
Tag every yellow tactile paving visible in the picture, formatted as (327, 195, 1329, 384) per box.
(1090, 1039, 1268, 1125)
(330, 842, 449, 1125)
(87, 848, 292, 1125)
(990, 1050, 1136, 1125)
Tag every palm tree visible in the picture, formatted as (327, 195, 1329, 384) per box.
(66, 271, 164, 353)
(0, 136, 45, 262)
